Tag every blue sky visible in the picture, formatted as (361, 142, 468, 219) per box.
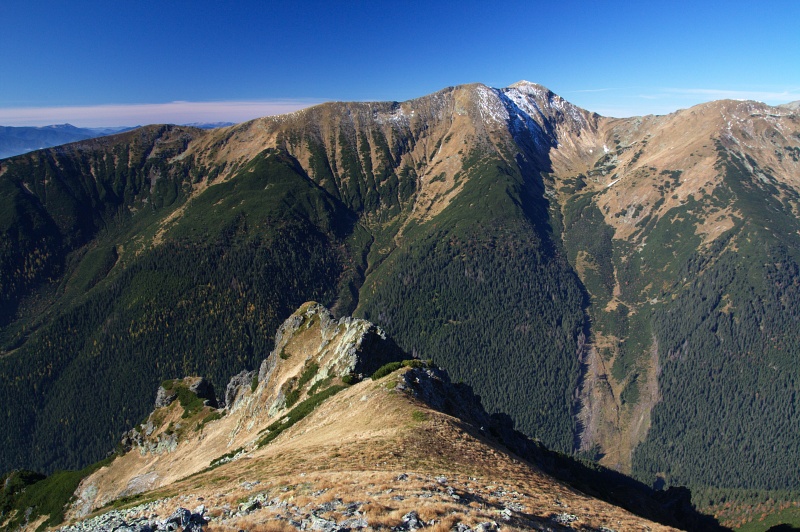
(1, 0, 798, 126)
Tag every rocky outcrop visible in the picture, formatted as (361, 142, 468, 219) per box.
(154, 386, 177, 409)
(223, 370, 256, 410)
(119, 425, 178, 456)
(120, 377, 219, 455)
(60, 504, 207, 532)
(154, 377, 217, 409)
(264, 302, 405, 381)
(219, 302, 409, 433)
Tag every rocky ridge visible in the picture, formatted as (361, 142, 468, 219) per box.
(49, 303, 723, 532)
(66, 302, 405, 516)
(40, 303, 724, 532)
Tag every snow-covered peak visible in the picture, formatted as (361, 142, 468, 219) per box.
(508, 80, 551, 96)
(474, 85, 510, 124)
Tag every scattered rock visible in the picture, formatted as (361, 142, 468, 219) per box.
(316, 498, 342, 513)
(165, 507, 191, 527)
(59, 504, 206, 532)
(552, 512, 579, 524)
(401, 510, 422, 530)
(238, 499, 261, 514)
(340, 517, 368, 529)
(240, 480, 260, 490)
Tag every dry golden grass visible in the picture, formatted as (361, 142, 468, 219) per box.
(362, 502, 403, 528)
(416, 501, 462, 521)
(429, 515, 459, 532)
(209, 519, 295, 532)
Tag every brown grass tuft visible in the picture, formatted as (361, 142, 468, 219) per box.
(417, 501, 460, 521)
(363, 502, 403, 528)
(248, 521, 297, 532)
(430, 515, 460, 532)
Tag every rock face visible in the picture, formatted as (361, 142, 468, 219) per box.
(154, 377, 217, 409)
(240, 301, 406, 419)
(118, 376, 221, 457)
(215, 302, 412, 433)
(258, 302, 405, 384)
(154, 386, 177, 409)
(188, 378, 218, 408)
(223, 369, 256, 410)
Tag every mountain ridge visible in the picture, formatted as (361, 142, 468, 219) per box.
(2, 302, 722, 531)
(1, 81, 799, 527)
(0, 125, 140, 159)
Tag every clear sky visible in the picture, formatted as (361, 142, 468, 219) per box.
(1, 0, 798, 126)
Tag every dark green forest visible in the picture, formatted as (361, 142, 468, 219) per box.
(554, 144, 800, 499)
(631, 150, 800, 493)
(357, 153, 586, 452)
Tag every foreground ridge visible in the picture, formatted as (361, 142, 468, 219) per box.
(7, 304, 718, 532)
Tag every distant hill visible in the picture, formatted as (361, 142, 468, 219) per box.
(0, 124, 135, 159)
(0, 123, 233, 159)
(181, 121, 235, 129)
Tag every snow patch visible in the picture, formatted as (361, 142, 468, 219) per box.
(475, 85, 509, 123)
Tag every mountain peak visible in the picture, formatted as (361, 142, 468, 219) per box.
(3, 79, 798, 531)
(508, 79, 549, 92)
(778, 100, 800, 111)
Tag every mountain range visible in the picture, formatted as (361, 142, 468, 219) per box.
(1, 81, 799, 529)
(0, 123, 235, 159)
